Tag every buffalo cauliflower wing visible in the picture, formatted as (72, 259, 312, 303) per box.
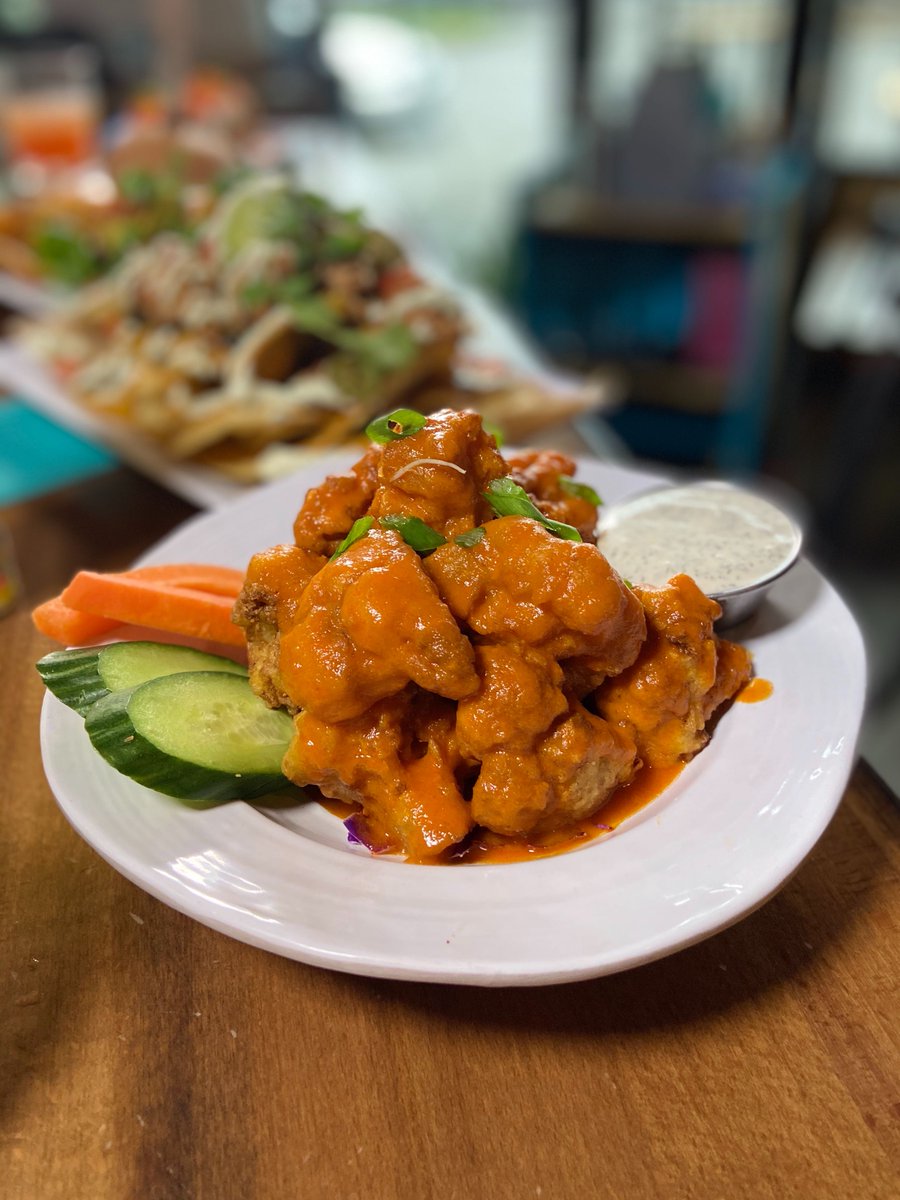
(233, 409, 750, 858)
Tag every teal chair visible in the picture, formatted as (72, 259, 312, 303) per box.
(0, 400, 117, 506)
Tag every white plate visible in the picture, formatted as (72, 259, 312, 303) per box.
(39, 454, 867, 986)
(0, 271, 60, 317)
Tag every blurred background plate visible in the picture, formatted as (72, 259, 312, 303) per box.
(0, 340, 242, 507)
(0, 268, 58, 315)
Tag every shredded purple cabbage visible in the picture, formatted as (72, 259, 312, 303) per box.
(344, 813, 389, 853)
(344, 816, 364, 846)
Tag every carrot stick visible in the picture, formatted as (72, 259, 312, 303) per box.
(126, 563, 245, 597)
(60, 571, 245, 647)
(32, 597, 120, 645)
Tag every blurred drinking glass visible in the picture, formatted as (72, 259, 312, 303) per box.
(0, 45, 101, 181)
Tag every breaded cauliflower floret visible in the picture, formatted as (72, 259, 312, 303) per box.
(232, 542, 326, 710)
(425, 517, 646, 678)
(292, 443, 381, 556)
(278, 528, 478, 724)
(368, 408, 507, 538)
(594, 574, 752, 767)
(455, 644, 567, 760)
(286, 693, 473, 859)
(506, 448, 600, 543)
(236, 409, 751, 858)
(471, 698, 637, 838)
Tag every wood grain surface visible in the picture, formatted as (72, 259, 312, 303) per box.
(2, 467, 899, 1200)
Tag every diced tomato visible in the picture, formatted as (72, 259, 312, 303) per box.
(378, 264, 422, 300)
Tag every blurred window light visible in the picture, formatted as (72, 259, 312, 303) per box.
(590, 0, 790, 139)
(318, 2, 564, 283)
(267, 0, 320, 39)
(321, 13, 448, 123)
(817, 0, 900, 171)
(0, 0, 48, 34)
(669, 0, 788, 43)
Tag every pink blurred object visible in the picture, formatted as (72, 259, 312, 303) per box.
(682, 252, 746, 370)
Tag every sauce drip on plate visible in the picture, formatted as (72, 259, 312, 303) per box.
(737, 677, 773, 703)
(444, 763, 684, 865)
(318, 764, 684, 864)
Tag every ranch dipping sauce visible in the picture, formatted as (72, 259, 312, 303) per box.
(597, 482, 802, 626)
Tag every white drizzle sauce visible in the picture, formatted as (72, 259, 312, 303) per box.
(367, 284, 461, 324)
(597, 483, 801, 595)
(390, 458, 467, 483)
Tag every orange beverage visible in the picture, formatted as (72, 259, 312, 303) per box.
(0, 45, 100, 168)
(3, 89, 99, 164)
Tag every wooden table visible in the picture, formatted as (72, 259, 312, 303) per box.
(3, 467, 899, 1200)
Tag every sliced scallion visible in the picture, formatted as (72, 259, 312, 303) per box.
(483, 421, 505, 447)
(329, 516, 374, 561)
(482, 478, 582, 542)
(365, 408, 427, 444)
(559, 476, 602, 506)
(453, 527, 485, 548)
(379, 515, 446, 554)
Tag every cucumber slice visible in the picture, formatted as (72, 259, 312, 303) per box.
(37, 641, 247, 716)
(84, 671, 295, 804)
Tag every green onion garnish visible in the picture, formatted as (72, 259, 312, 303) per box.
(365, 409, 428, 443)
(342, 325, 417, 373)
(483, 421, 505, 448)
(243, 276, 316, 308)
(117, 167, 160, 205)
(34, 225, 102, 286)
(240, 280, 274, 307)
(559, 476, 602, 506)
(379, 515, 446, 554)
(482, 478, 582, 542)
(290, 296, 343, 341)
(453, 527, 485, 547)
(536, 517, 582, 541)
(329, 516, 374, 561)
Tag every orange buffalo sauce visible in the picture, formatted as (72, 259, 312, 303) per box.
(317, 763, 684, 864)
(445, 763, 684, 865)
(737, 677, 773, 703)
(317, 796, 358, 822)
